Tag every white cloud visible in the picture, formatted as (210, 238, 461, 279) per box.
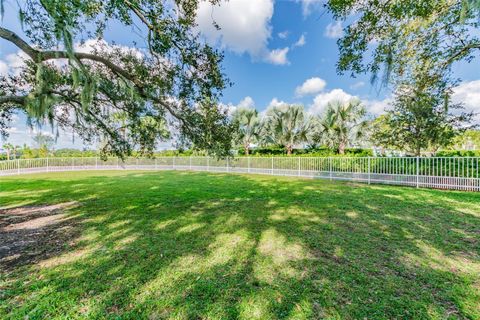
(6, 52, 28, 69)
(259, 98, 289, 118)
(74, 39, 144, 59)
(363, 98, 392, 116)
(196, 0, 290, 65)
(278, 31, 289, 39)
(293, 34, 306, 47)
(265, 47, 290, 65)
(0, 51, 30, 76)
(309, 87, 391, 116)
(350, 81, 366, 90)
(452, 80, 480, 123)
(221, 96, 256, 116)
(309, 89, 357, 114)
(324, 21, 343, 39)
(5, 127, 20, 134)
(0, 60, 8, 75)
(267, 98, 288, 109)
(238, 96, 255, 109)
(297, 0, 323, 17)
(196, 0, 274, 57)
(452, 80, 480, 110)
(295, 77, 327, 96)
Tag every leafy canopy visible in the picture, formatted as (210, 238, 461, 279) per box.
(371, 72, 474, 155)
(313, 99, 367, 154)
(231, 107, 260, 155)
(261, 104, 312, 155)
(0, 0, 232, 157)
(327, 0, 479, 153)
(327, 0, 480, 83)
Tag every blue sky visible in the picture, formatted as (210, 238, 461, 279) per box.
(1, 0, 480, 149)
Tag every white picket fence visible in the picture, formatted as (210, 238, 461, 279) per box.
(1, 156, 479, 191)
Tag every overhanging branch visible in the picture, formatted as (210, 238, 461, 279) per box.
(0, 26, 194, 128)
(0, 27, 134, 83)
(444, 42, 480, 66)
(0, 95, 27, 106)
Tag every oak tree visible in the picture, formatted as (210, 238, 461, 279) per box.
(0, 0, 231, 157)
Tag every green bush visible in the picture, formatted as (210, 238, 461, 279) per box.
(53, 149, 98, 157)
(238, 146, 286, 156)
(153, 149, 208, 157)
(236, 146, 373, 157)
(435, 150, 480, 157)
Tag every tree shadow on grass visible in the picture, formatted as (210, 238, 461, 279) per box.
(0, 201, 81, 271)
(0, 171, 479, 319)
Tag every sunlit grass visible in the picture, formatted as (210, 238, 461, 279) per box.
(0, 170, 479, 319)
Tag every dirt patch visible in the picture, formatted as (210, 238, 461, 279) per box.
(0, 202, 80, 272)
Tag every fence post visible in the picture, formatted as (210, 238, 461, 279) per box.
(189, 156, 192, 170)
(368, 157, 370, 184)
(155, 158, 158, 170)
(271, 157, 274, 175)
(17, 159, 20, 175)
(95, 157, 98, 170)
(416, 156, 420, 188)
(173, 157, 176, 170)
(329, 157, 332, 181)
(227, 157, 230, 172)
(298, 157, 300, 176)
(47, 157, 49, 172)
(72, 158, 74, 171)
(248, 157, 250, 173)
(117, 158, 119, 170)
(207, 157, 209, 171)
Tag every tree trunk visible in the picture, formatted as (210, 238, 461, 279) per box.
(338, 142, 346, 155)
(6, 149, 10, 160)
(286, 145, 293, 155)
(244, 145, 249, 156)
(415, 144, 421, 157)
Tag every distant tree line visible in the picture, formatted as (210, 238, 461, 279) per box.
(231, 95, 478, 157)
(2, 106, 479, 160)
(232, 100, 369, 156)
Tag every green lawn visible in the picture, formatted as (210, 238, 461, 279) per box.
(0, 171, 479, 319)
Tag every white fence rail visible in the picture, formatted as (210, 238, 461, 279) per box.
(1, 156, 479, 191)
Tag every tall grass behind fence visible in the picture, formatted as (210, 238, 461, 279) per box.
(1, 157, 479, 191)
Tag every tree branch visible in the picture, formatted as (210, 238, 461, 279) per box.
(122, 1, 197, 68)
(444, 42, 480, 67)
(0, 95, 27, 106)
(0, 27, 194, 129)
(0, 26, 134, 83)
(0, 28, 39, 59)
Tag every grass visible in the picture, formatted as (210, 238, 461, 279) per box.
(0, 170, 479, 319)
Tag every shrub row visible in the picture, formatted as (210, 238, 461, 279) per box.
(435, 150, 480, 157)
(237, 147, 373, 157)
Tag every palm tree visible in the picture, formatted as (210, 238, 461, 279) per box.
(13, 145, 20, 159)
(316, 99, 367, 154)
(232, 107, 260, 155)
(33, 133, 55, 150)
(2, 143, 13, 160)
(262, 104, 312, 155)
